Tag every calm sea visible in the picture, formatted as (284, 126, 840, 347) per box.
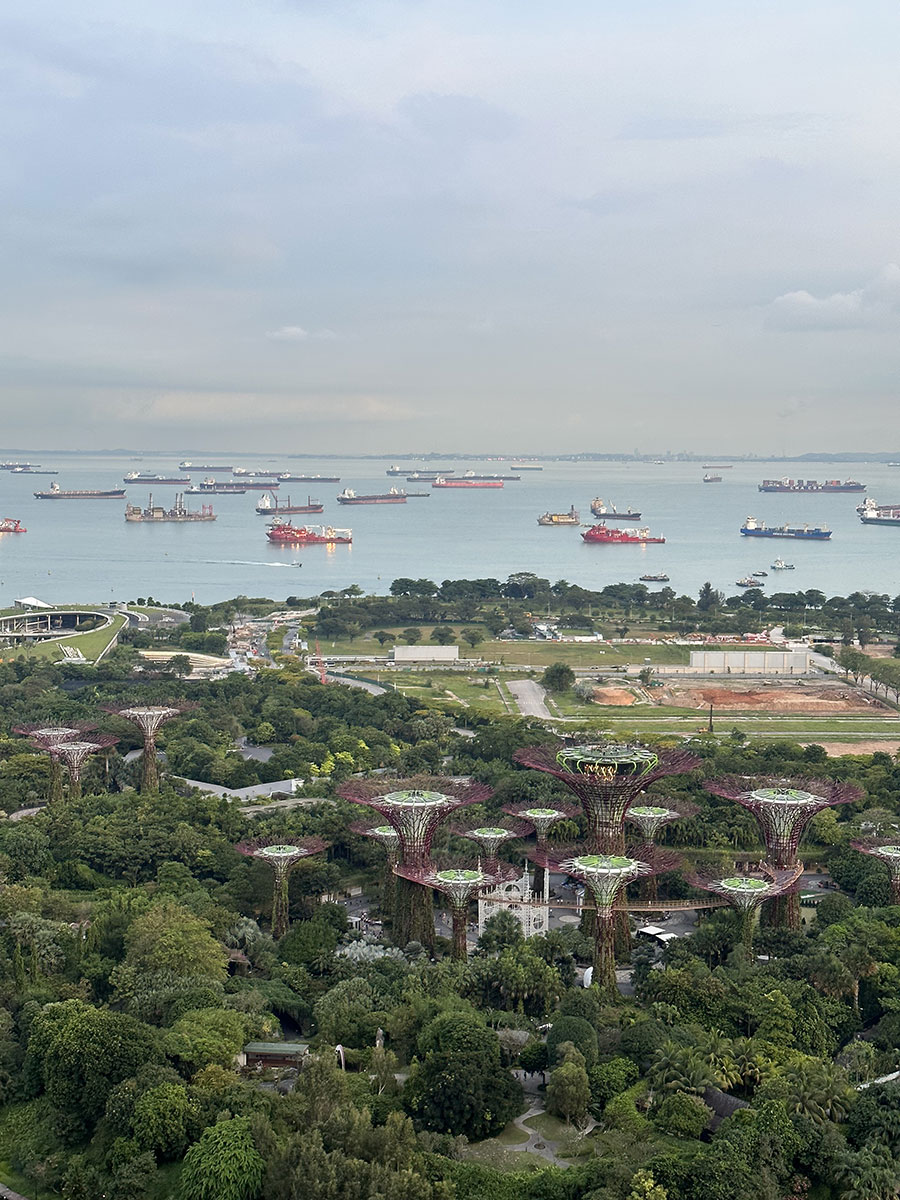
(0, 455, 898, 607)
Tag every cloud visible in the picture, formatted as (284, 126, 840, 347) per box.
(265, 326, 337, 342)
(766, 265, 900, 331)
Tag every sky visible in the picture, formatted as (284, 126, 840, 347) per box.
(3, 0, 900, 455)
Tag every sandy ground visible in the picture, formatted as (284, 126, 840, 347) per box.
(660, 681, 893, 714)
(800, 740, 900, 757)
(592, 687, 637, 706)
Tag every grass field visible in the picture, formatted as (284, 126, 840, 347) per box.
(11, 613, 127, 663)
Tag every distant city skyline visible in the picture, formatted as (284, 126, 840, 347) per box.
(4, 1, 900, 453)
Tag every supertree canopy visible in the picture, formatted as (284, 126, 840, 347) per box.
(514, 742, 699, 853)
(103, 703, 193, 792)
(626, 801, 696, 843)
(452, 820, 527, 868)
(851, 840, 900, 903)
(395, 861, 519, 961)
(688, 864, 803, 950)
(502, 803, 579, 846)
(15, 723, 98, 805)
(53, 736, 118, 800)
(236, 836, 329, 939)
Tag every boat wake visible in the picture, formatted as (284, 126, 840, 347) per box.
(200, 559, 299, 568)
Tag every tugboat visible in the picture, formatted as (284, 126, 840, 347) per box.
(537, 506, 579, 526)
(255, 493, 324, 515)
(337, 487, 407, 504)
(582, 524, 665, 544)
(266, 522, 352, 545)
(0, 518, 26, 533)
(770, 558, 795, 570)
(740, 516, 831, 539)
(736, 577, 763, 588)
(590, 499, 642, 520)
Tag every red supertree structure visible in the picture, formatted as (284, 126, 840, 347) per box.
(626, 799, 698, 901)
(351, 820, 402, 919)
(687, 863, 803, 952)
(851, 840, 900, 904)
(103, 703, 194, 792)
(502, 801, 579, 894)
(338, 777, 492, 948)
(704, 776, 860, 928)
(514, 742, 699, 853)
(536, 844, 679, 995)
(451, 819, 528, 870)
(235, 835, 329, 938)
(14, 722, 98, 804)
(53, 735, 118, 800)
(395, 860, 520, 961)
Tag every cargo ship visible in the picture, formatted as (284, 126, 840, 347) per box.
(0, 518, 26, 533)
(703, 465, 733, 469)
(510, 462, 543, 470)
(406, 469, 455, 480)
(590, 498, 642, 520)
(188, 478, 247, 494)
(179, 461, 232, 471)
(703, 474, 722, 483)
(11, 467, 57, 474)
(34, 481, 126, 500)
(432, 476, 503, 488)
(758, 478, 865, 493)
(458, 470, 520, 481)
(740, 516, 831, 539)
(233, 468, 283, 477)
(537, 506, 579, 525)
(266, 522, 352, 545)
(277, 473, 341, 484)
(582, 524, 665, 544)
(859, 500, 900, 527)
(0, 462, 38, 470)
(386, 465, 418, 476)
(639, 573, 669, 581)
(124, 472, 191, 485)
(256, 493, 323, 515)
(125, 494, 216, 522)
(337, 487, 406, 504)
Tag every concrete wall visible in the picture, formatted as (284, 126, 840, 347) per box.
(390, 645, 460, 663)
(688, 649, 810, 674)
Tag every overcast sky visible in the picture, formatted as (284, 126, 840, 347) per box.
(3, 1, 900, 455)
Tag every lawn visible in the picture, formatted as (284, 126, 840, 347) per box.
(14, 613, 127, 663)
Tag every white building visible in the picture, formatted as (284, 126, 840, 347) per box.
(689, 648, 810, 674)
(389, 645, 459, 663)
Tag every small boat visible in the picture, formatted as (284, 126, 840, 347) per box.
(0, 518, 26, 533)
(752, 570, 768, 577)
(639, 573, 669, 582)
(771, 558, 795, 570)
(703, 474, 722, 483)
(736, 576, 763, 587)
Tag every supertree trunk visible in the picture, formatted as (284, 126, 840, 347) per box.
(593, 916, 617, 997)
(892, 876, 900, 905)
(48, 757, 64, 806)
(68, 773, 82, 801)
(381, 861, 396, 921)
(272, 864, 291, 940)
(450, 907, 468, 962)
(394, 875, 434, 949)
(141, 735, 159, 793)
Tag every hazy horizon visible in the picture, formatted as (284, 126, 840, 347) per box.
(4, 2, 900, 453)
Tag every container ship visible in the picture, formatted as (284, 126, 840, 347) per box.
(188, 478, 248, 495)
(758, 478, 865, 493)
(34, 482, 126, 500)
(266, 522, 352, 545)
(740, 516, 831, 539)
(537, 506, 579, 526)
(125, 494, 216, 522)
(277, 473, 341, 484)
(582, 524, 665, 544)
(0, 518, 26, 533)
(337, 487, 407, 504)
(590, 498, 642, 520)
(256, 493, 324, 515)
(124, 472, 191, 485)
(179, 461, 233, 472)
(432, 476, 503, 488)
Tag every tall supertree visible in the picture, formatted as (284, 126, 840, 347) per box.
(351, 820, 402, 919)
(103, 704, 192, 792)
(395, 862, 519, 961)
(54, 736, 118, 800)
(537, 846, 679, 995)
(688, 864, 803, 951)
(14, 722, 97, 804)
(452, 820, 528, 870)
(514, 743, 699, 853)
(502, 803, 579, 895)
(338, 778, 492, 947)
(851, 840, 900, 904)
(705, 777, 860, 928)
(626, 800, 697, 900)
(236, 836, 329, 938)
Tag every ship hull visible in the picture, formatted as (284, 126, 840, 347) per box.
(740, 527, 831, 539)
(34, 489, 126, 499)
(861, 515, 900, 526)
(432, 480, 503, 488)
(337, 495, 407, 504)
(278, 476, 341, 483)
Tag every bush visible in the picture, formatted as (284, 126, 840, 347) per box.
(653, 1090, 709, 1139)
(603, 1091, 649, 1136)
(589, 1056, 640, 1107)
(547, 1015, 598, 1068)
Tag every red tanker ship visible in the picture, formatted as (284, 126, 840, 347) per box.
(582, 523, 665, 544)
(267, 522, 352, 545)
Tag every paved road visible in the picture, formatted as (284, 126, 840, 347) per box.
(507, 679, 552, 719)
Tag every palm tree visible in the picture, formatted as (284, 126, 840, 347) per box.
(782, 1060, 854, 1124)
(648, 1042, 713, 1096)
(832, 1147, 900, 1200)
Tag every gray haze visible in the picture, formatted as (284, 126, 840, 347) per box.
(3, 1, 900, 454)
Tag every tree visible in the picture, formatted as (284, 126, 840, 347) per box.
(628, 1172, 668, 1200)
(132, 1082, 198, 1160)
(697, 582, 724, 613)
(653, 1091, 708, 1138)
(541, 662, 575, 693)
(122, 900, 228, 982)
(546, 1015, 598, 1068)
(402, 628, 422, 645)
(167, 654, 193, 677)
(165, 1008, 247, 1075)
(373, 631, 395, 647)
(179, 1117, 265, 1200)
(461, 628, 484, 650)
(546, 1059, 590, 1125)
(589, 1056, 640, 1107)
(475, 911, 523, 956)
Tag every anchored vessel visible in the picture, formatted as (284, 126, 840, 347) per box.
(432, 476, 503, 488)
(277, 473, 341, 483)
(582, 524, 665, 544)
(639, 573, 669, 581)
(337, 487, 407, 504)
(736, 576, 763, 588)
(771, 558, 795, 569)
(740, 516, 831, 539)
(590, 499, 642, 520)
(255, 493, 323, 515)
(537, 506, 579, 526)
(0, 518, 26, 533)
(179, 461, 232, 471)
(703, 474, 722, 483)
(266, 522, 352, 544)
(187, 478, 247, 494)
(125, 494, 216, 522)
(124, 472, 191, 484)
(34, 481, 126, 500)
(758, 478, 865, 493)
(858, 497, 900, 526)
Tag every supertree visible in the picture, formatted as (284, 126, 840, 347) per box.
(626, 800, 697, 900)
(704, 777, 861, 928)
(537, 845, 679, 995)
(351, 820, 401, 919)
(338, 777, 492, 947)
(54, 736, 118, 800)
(395, 861, 519, 961)
(103, 703, 193, 792)
(851, 840, 900, 904)
(514, 742, 699, 853)
(688, 864, 803, 951)
(14, 722, 97, 804)
(502, 802, 579, 895)
(452, 819, 528, 870)
(236, 836, 330, 938)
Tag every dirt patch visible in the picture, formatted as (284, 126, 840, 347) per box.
(660, 681, 894, 714)
(592, 687, 636, 707)
(800, 740, 900, 757)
